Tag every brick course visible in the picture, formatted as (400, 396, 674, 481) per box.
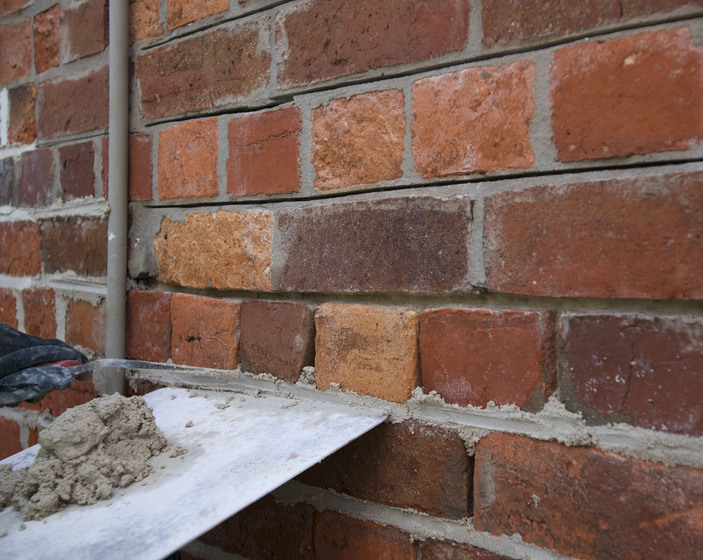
(59, 142, 96, 200)
(64, 0, 108, 60)
(8, 83, 37, 145)
(0, 288, 17, 328)
(65, 299, 106, 354)
(22, 288, 56, 338)
(41, 218, 108, 276)
(0, 221, 41, 276)
(167, 0, 228, 29)
(33, 4, 61, 73)
(18, 148, 53, 208)
(126, 290, 171, 362)
(0, 20, 31, 83)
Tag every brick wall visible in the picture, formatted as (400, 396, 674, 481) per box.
(3, 1, 703, 559)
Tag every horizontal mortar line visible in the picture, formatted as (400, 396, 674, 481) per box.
(273, 481, 581, 560)
(34, 129, 108, 149)
(141, 99, 284, 128)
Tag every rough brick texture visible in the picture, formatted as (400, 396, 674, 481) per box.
(126, 290, 171, 362)
(276, 0, 470, 87)
(314, 511, 415, 560)
(419, 540, 511, 560)
(0, 288, 17, 328)
(278, 196, 471, 293)
(18, 148, 53, 208)
(60, 142, 96, 199)
(158, 118, 218, 199)
(131, 0, 163, 41)
(137, 23, 271, 119)
(0, 221, 41, 276)
(8, 84, 37, 145)
(0, 0, 28, 18)
(167, 0, 228, 29)
(41, 218, 108, 276)
(238, 300, 315, 382)
(551, 27, 703, 161)
(65, 0, 108, 60)
(0, 157, 13, 205)
(170, 294, 239, 369)
(154, 210, 274, 291)
(312, 90, 405, 190)
(299, 419, 471, 518)
(413, 62, 535, 177)
(420, 309, 556, 410)
(560, 313, 703, 436)
(0, 417, 23, 460)
(484, 171, 703, 299)
(227, 107, 302, 196)
(22, 289, 56, 338)
(474, 433, 703, 560)
(66, 299, 106, 354)
(0, 20, 31, 83)
(38, 66, 109, 139)
(314, 304, 419, 402)
(33, 4, 61, 73)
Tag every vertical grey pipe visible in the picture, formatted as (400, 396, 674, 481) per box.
(105, 0, 129, 394)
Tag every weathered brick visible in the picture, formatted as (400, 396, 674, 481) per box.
(0, 20, 31, 84)
(167, 0, 227, 29)
(59, 142, 95, 199)
(312, 90, 405, 190)
(126, 290, 171, 362)
(170, 293, 239, 369)
(0, 288, 17, 328)
(19, 378, 97, 417)
(130, 0, 163, 42)
(483, 0, 703, 47)
(551, 27, 703, 161)
(0, 221, 41, 276)
(158, 118, 218, 199)
(474, 433, 703, 560)
(419, 540, 511, 560)
(560, 313, 703, 436)
(34, 4, 61, 73)
(154, 210, 274, 291)
(299, 419, 471, 518)
(314, 511, 415, 560)
(413, 62, 535, 177)
(484, 171, 703, 299)
(0, 157, 14, 206)
(420, 308, 556, 410)
(8, 83, 37, 145)
(0, 417, 22, 460)
(278, 196, 471, 293)
(199, 495, 314, 560)
(38, 66, 109, 139)
(137, 23, 271, 119)
(314, 304, 419, 402)
(227, 107, 302, 196)
(41, 218, 108, 276)
(238, 300, 314, 382)
(276, 0, 470, 87)
(64, 0, 108, 60)
(22, 289, 56, 338)
(124, 377, 165, 398)
(0, 0, 28, 18)
(18, 148, 52, 208)
(102, 133, 154, 201)
(65, 299, 106, 354)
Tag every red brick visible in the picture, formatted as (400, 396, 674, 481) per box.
(0, 0, 29, 18)
(483, 0, 703, 47)
(65, 299, 106, 354)
(0, 288, 18, 328)
(560, 313, 703, 436)
(154, 210, 274, 291)
(199, 495, 314, 560)
(102, 133, 154, 201)
(278, 196, 472, 293)
(314, 304, 419, 403)
(125, 377, 165, 397)
(484, 171, 703, 299)
(0, 417, 23, 460)
(170, 293, 239, 369)
(419, 540, 511, 560)
(314, 511, 415, 560)
(64, 0, 108, 60)
(34, 4, 61, 74)
(137, 23, 271, 119)
(413, 62, 535, 177)
(167, 0, 227, 29)
(227, 107, 302, 196)
(551, 27, 703, 161)
(474, 433, 703, 560)
(38, 66, 109, 139)
(276, 0, 470, 87)
(158, 118, 218, 199)
(0, 221, 41, 276)
(0, 157, 13, 206)
(18, 148, 53, 208)
(420, 308, 556, 410)
(126, 290, 171, 362)
(0, 20, 31, 84)
(130, 0, 163, 42)
(41, 218, 108, 276)
(299, 419, 471, 518)
(22, 289, 56, 338)
(8, 83, 37, 145)
(19, 378, 98, 417)
(59, 142, 96, 200)
(238, 300, 314, 382)
(312, 90, 405, 190)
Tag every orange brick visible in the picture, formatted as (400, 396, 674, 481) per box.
(126, 290, 171, 362)
(130, 0, 163, 41)
(22, 289, 57, 338)
(65, 299, 106, 355)
(167, 0, 228, 29)
(0, 221, 42, 276)
(0, 288, 18, 328)
(34, 4, 61, 73)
